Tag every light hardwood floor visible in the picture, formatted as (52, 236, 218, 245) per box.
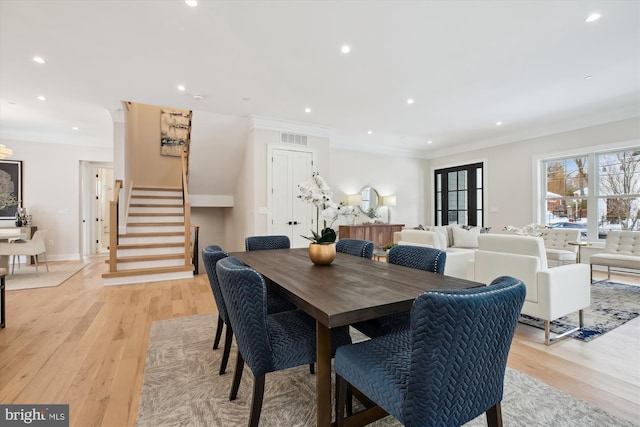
(0, 258, 638, 426)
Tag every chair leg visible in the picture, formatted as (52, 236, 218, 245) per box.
(43, 252, 49, 272)
(219, 324, 233, 375)
(248, 375, 266, 427)
(486, 402, 503, 427)
(213, 315, 224, 350)
(11, 256, 16, 275)
(229, 352, 244, 401)
(34, 256, 39, 277)
(1, 275, 5, 328)
(309, 363, 315, 374)
(335, 374, 347, 427)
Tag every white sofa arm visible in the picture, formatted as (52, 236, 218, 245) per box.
(536, 264, 590, 320)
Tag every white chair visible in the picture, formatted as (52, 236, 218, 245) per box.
(589, 231, 640, 283)
(0, 230, 49, 276)
(541, 228, 580, 266)
(468, 234, 590, 345)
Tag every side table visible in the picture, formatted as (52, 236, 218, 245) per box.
(568, 241, 591, 264)
(372, 250, 388, 263)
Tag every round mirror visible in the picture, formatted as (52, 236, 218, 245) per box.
(359, 186, 379, 216)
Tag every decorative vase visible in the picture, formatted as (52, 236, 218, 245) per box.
(308, 243, 336, 265)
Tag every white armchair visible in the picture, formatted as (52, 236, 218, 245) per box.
(589, 231, 640, 282)
(0, 230, 49, 276)
(468, 234, 590, 345)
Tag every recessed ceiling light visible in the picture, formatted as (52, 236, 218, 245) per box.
(584, 75, 593, 80)
(177, 85, 186, 91)
(341, 45, 351, 54)
(406, 98, 414, 105)
(37, 96, 46, 101)
(33, 56, 45, 64)
(304, 107, 311, 113)
(367, 130, 373, 135)
(496, 121, 503, 126)
(185, 0, 198, 7)
(585, 13, 601, 23)
(72, 126, 79, 131)
(427, 140, 433, 144)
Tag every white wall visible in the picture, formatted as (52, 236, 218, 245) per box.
(427, 117, 640, 231)
(0, 139, 113, 260)
(329, 149, 427, 228)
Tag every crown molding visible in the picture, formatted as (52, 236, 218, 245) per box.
(249, 115, 334, 138)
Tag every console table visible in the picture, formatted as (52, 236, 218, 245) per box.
(339, 224, 404, 248)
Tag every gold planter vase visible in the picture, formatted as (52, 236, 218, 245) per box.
(308, 243, 336, 265)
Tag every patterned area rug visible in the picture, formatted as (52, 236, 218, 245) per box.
(136, 313, 634, 427)
(519, 281, 640, 341)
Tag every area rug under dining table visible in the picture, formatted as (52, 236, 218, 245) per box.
(136, 313, 634, 427)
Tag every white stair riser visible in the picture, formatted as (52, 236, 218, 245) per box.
(129, 207, 183, 214)
(117, 259, 185, 270)
(128, 216, 184, 223)
(126, 225, 185, 233)
(103, 270, 193, 286)
(117, 247, 185, 257)
(132, 190, 182, 197)
(130, 199, 182, 206)
(119, 235, 184, 245)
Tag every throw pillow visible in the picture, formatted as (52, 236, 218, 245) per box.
(452, 226, 481, 248)
(431, 226, 450, 248)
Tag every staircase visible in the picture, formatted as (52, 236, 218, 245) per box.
(102, 186, 194, 286)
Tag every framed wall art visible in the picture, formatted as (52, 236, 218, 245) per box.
(0, 159, 22, 219)
(160, 109, 192, 157)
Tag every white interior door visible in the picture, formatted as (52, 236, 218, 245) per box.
(271, 148, 314, 248)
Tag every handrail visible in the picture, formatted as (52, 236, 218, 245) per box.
(181, 149, 192, 267)
(109, 180, 123, 273)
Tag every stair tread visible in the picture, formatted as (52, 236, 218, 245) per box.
(131, 195, 183, 200)
(102, 265, 193, 278)
(130, 203, 183, 207)
(132, 186, 182, 192)
(119, 232, 185, 237)
(126, 222, 185, 227)
(117, 242, 185, 249)
(129, 212, 184, 217)
(105, 254, 185, 263)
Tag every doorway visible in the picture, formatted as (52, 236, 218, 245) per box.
(80, 161, 114, 256)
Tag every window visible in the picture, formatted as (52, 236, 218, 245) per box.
(542, 149, 640, 239)
(435, 163, 483, 226)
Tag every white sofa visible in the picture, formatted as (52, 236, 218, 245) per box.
(393, 228, 476, 279)
(589, 231, 640, 282)
(468, 234, 590, 345)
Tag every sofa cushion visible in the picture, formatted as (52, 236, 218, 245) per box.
(430, 226, 450, 248)
(452, 226, 480, 248)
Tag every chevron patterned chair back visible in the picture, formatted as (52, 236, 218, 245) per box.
(216, 256, 352, 427)
(353, 245, 447, 338)
(202, 246, 235, 375)
(336, 238, 374, 259)
(245, 235, 291, 251)
(335, 276, 526, 427)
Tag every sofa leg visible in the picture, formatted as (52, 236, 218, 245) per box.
(545, 315, 583, 346)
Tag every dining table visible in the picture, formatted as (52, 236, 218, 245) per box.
(230, 247, 483, 427)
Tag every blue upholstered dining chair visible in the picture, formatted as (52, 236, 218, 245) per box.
(335, 276, 526, 427)
(245, 235, 291, 251)
(202, 244, 299, 376)
(216, 256, 352, 427)
(336, 238, 374, 259)
(352, 245, 447, 338)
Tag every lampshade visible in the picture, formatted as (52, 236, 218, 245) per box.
(382, 195, 396, 207)
(346, 194, 362, 206)
(0, 145, 13, 159)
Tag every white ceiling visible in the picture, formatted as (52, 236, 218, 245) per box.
(1, 0, 639, 158)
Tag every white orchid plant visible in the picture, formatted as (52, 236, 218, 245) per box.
(298, 172, 339, 244)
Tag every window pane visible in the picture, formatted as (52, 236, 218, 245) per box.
(458, 211, 467, 224)
(448, 172, 457, 190)
(436, 174, 442, 192)
(598, 151, 640, 197)
(448, 211, 458, 224)
(448, 192, 457, 210)
(476, 189, 482, 209)
(546, 158, 588, 197)
(457, 191, 466, 209)
(476, 210, 483, 225)
(476, 168, 482, 189)
(598, 197, 640, 236)
(436, 193, 441, 210)
(458, 171, 467, 190)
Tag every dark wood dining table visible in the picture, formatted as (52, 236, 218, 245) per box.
(230, 248, 482, 427)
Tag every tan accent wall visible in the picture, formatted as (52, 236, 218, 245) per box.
(126, 102, 188, 188)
